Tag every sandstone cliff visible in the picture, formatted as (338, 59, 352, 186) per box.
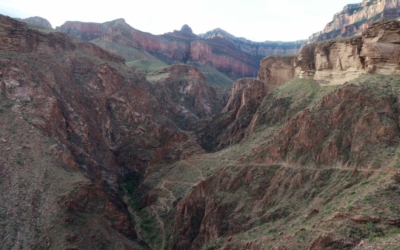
(259, 20, 400, 87)
(258, 37, 364, 86)
(361, 19, 400, 74)
(309, 0, 400, 42)
(258, 55, 298, 90)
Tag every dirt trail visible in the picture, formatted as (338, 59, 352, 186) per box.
(181, 159, 206, 181)
(232, 163, 399, 174)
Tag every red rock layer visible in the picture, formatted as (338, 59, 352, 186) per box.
(57, 20, 303, 79)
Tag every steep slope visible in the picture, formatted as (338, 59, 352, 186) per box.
(169, 75, 400, 250)
(147, 64, 228, 129)
(192, 78, 270, 152)
(309, 0, 400, 42)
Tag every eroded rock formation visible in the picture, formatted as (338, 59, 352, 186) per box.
(258, 55, 297, 90)
(147, 64, 228, 129)
(57, 20, 304, 79)
(192, 78, 267, 151)
(259, 20, 400, 86)
(309, 0, 400, 42)
(361, 20, 400, 74)
(199, 28, 305, 57)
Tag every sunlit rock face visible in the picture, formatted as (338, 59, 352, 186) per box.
(309, 0, 400, 42)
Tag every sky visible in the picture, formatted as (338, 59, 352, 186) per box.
(0, 0, 357, 41)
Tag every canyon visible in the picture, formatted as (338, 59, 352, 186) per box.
(2, 0, 400, 249)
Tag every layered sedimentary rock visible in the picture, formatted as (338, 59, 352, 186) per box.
(258, 37, 364, 86)
(0, 16, 75, 54)
(259, 20, 400, 86)
(57, 20, 304, 79)
(258, 55, 297, 89)
(310, 36, 364, 85)
(361, 20, 400, 74)
(309, 0, 400, 42)
(199, 28, 305, 57)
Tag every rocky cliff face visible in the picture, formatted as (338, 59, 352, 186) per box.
(147, 64, 228, 129)
(259, 20, 400, 86)
(361, 19, 400, 74)
(258, 37, 364, 86)
(258, 55, 297, 90)
(199, 28, 305, 57)
(192, 78, 268, 152)
(57, 20, 303, 79)
(309, 36, 364, 85)
(309, 0, 400, 42)
(15, 16, 53, 29)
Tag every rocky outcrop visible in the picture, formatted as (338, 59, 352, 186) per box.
(261, 20, 400, 86)
(308, 36, 364, 85)
(57, 20, 303, 79)
(309, 0, 400, 42)
(258, 55, 297, 89)
(15, 16, 53, 29)
(258, 37, 365, 86)
(192, 78, 267, 151)
(249, 81, 399, 167)
(0, 15, 75, 54)
(361, 20, 400, 74)
(147, 65, 228, 129)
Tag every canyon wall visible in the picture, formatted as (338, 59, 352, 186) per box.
(57, 20, 304, 79)
(259, 19, 400, 86)
(258, 55, 298, 90)
(309, 0, 400, 42)
(199, 28, 305, 57)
